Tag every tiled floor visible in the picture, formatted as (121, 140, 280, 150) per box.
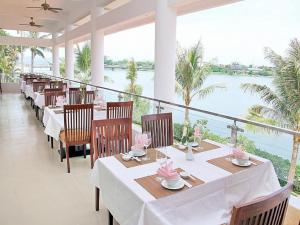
(0, 94, 107, 225)
(0, 93, 299, 225)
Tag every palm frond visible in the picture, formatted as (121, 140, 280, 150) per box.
(192, 84, 224, 100)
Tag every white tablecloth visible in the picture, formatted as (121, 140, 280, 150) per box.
(91, 142, 280, 225)
(21, 81, 26, 92)
(24, 84, 34, 99)
(34, 92, 45, 108)
(43, 107, 106, 141)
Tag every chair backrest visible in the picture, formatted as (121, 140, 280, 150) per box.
(63, 104, 94, 145)
(32, 81, 46, 92)
(85, 91, 95, 104)
(106, 101, 133, 119)
(44, 88, 64, 106)
(91, 118, 132, 158)
(68, 87, 81, 104)
(25, 78, 35, 85)
(141, 113, 173, 148)
(229, 184, 293, 225)
(49, 81, 63, 89)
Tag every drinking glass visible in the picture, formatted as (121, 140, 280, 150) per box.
(156, 146, 167, 166)
(226, 143, 235, 161)
(142, 132, 151, 161)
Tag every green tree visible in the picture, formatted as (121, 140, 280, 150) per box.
(27, 32, 50, 73)
(124, 59, 149, 124)
(74, 43, 111, 83)
(241, 38, 300, 182)
(176, 41, 223, 123)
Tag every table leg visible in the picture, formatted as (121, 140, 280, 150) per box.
(108, 211, 113, 225)
(95, 187, 100, 211)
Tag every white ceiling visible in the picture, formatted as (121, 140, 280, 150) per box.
(0, 0, 117, 33)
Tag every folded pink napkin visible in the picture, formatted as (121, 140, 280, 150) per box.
(194, 126, 201, 137)
(157, 162, 179, 180)
(232, 148, 248, 159)
(135, 133, 147, 146)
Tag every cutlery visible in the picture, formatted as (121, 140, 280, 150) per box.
(181, 179, 192, 188)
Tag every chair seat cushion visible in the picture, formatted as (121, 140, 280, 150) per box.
(60, 129, 91, 143)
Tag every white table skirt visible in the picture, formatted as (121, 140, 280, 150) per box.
(21, 81, 26, 92)
(91, 142, 280, 225)
(43, 107, 106, 141)
(34, 92, 45, 109)
(24, 85, 34, 99)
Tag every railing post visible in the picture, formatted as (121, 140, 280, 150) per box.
(227, 121, 244, 147)
(156, 101, 161, 114)
(118, 93, 123, 102)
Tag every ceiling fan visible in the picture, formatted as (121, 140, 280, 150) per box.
(27, 0, 63, 13)
(19, 17, 43, 28)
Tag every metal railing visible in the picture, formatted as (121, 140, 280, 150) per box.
(34, 73, 300, 187)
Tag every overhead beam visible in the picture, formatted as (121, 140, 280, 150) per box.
(0, 36, 52, 47)
(55, 0, 241, 46)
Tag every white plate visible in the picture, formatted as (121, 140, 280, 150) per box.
(183, 142, 199, 147)
(231, 159, 251, 167)
(191, 142, 199, 147)
(161, 179, 185, 190)
(128, 150, 146, 157)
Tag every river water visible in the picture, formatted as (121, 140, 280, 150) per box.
(102, 69, 295, 162)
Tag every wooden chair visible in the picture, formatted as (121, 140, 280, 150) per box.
(106, 101, 133, 119)
(141, 113, 173, 148)
(44, 88, 64, 107)
(68, 87, 81, 104)
(229, 184, 293, 225)
(49, 80, 63, 89)
(44, 88, 64, 148)
(85, 91, 95, 104)
(32, 81, 46, 92)
(91, 118, 132, 212)
(59, 104, 94, 173)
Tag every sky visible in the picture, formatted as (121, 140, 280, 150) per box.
(20, 0, 300, 67)
(103, 0, 300, 66)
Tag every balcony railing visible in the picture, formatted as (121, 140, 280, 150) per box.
(35, 73, 300, 192)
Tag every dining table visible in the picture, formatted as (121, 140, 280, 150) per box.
(34, 91, 45, 109)
(43, 105, 106, 141)
(91, 140, 281, 225)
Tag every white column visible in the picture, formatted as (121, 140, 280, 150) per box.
(90, 6, 104, 87)
(52, 33, 60, 77)
(154, 0, 177, 102)
(65, 24, 74, 80)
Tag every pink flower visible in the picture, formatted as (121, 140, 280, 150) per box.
(194, 126, 201, 137)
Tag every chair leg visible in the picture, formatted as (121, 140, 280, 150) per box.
(108, 211, 113, 225)
(95, 187, 100, 211)
(90, 148, 94, 169)
(51, 137, 53, 149)
(83, 144, 86, 159)
(60, 141, 63, 162)
(66, 144, 70, 173)
(47, 135, 50, 142)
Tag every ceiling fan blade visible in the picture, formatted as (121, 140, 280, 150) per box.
(26, 7, 42, 9)
(33, 25, 43, 28)
(48, 9, 59, 13)
(48, 7, 63, 10)
(19, 24, 29, 26)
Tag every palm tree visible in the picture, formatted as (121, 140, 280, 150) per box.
(241, 38, 300, 182)
(176, 41, 222, 123)
(75, 43, 112, 83)
(27, 32, 49, 73)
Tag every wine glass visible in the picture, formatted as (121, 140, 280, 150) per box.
(156, 146, 167, 166)
(142, 132, 151, 161)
